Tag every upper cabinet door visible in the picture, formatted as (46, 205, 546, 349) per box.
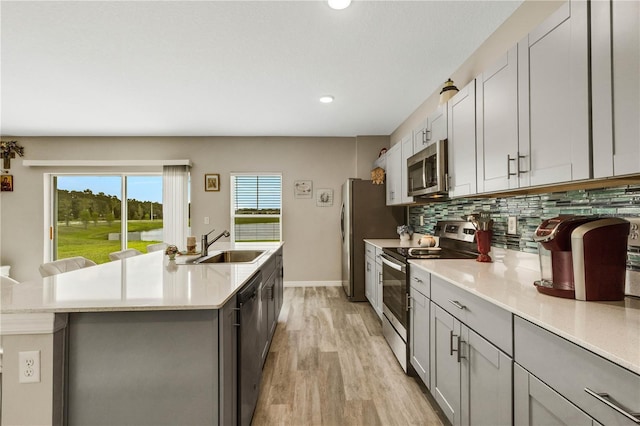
(385, 143, 402, 206)
(476, 45, 521, 193)
(518, 0, 590, 186)
(400, 134, 415, 205)
(592, 0, 640, 178)
(428, 105, 448, 144)
(448, 79, 477, 197)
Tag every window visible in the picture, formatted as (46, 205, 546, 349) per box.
(51, 174, 164, 264)
(231, 174, 282, 242)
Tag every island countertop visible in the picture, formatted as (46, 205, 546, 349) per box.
(1, 242, 283, 314)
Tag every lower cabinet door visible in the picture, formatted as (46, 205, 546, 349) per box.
(460, 326, 512, 426)
(409, 286, 429, 388)
(430, 303, 461, 426)
(514, 364, 601, 426)
(365, 255, 375, 305)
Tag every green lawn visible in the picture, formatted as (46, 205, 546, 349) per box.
(57, 220, 163, 264)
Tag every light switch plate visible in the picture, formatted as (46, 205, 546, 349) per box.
(508, 216, 517, 234)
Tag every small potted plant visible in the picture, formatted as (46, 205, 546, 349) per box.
(165, 244, 179, 261)
(397, 225, 414, 242)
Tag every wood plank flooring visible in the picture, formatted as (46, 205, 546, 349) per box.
(252, 287, 444, 426)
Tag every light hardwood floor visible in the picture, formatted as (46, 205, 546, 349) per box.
(252, 286, 444, 425)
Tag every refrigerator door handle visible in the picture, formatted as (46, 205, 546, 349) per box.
(340, 202, 345, 242)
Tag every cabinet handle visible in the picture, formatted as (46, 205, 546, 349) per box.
(378, 272, 383, 284)
(412, 277, 423, 283)
(584, 388, 640, 423)
(232, 307, 241, 327)
(449, 331, 463, 362)
(517, 152, 527, 175)
(406, 293, 411, 311)
(507, 154, 517, 179)
(366, 262, 371, 272)
(424, 129, 431, 143)
(448, 300, 466, 310)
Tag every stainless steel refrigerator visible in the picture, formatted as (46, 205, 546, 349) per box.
(341, 178, 404, 302)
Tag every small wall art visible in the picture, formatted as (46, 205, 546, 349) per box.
(205, 174, 220, 192)
(294, 180, 313, 199)
(1, 174, 13, 192)
(316, 188, 333, 207)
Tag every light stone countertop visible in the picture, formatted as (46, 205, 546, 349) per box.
(1, 242, 283, 314)
(366, 238, 640, 375)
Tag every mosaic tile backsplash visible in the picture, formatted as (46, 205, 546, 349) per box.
(408, 183, 640, 270)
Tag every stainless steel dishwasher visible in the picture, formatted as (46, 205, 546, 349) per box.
(237, 271, 262, 426)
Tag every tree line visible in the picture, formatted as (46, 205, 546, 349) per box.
(57, 189, 162, 227)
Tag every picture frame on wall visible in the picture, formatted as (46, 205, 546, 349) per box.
(316, 188, 333, 207)
(1, 174, 13, 192)
(205, 174, 220, 192)
(294, 180, 313, 199)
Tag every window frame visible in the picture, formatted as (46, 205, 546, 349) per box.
(45, 172, 163, 263)
(230, 172, 283, 243)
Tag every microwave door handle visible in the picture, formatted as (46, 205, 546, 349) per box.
(422, 159, 427, 189)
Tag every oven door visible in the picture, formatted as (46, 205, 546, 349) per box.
(381, 253, 407, 339)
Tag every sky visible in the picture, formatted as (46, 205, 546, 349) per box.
(57, 175, 163, 203)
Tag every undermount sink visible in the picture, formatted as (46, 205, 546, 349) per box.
(188, 250, 266, 264)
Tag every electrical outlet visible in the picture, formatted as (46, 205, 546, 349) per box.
(204, 216, 209, 225)
(508, 216, 517, 234)
(19, 350, 41, 384)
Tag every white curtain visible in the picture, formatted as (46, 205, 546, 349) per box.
(162, 165, 190, 249)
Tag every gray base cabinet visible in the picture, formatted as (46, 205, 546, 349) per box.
(430, 303, 512, 426)
(514, 316, 640, 425)
(430, 304, 462, 425)
(409, 266, 431, 388)
(514, 364, 601, 426)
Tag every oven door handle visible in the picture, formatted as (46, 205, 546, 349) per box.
(381, 254, 406, 273)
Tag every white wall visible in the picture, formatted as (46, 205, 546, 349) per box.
(0, 136, 387, 283)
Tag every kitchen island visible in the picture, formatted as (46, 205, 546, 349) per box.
(0, 242, 284, 426)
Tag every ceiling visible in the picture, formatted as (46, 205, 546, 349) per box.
(1, 0, 523, 137)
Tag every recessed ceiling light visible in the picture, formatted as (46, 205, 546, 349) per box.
(319, 96, 334, 104)
(328, 0, 351, 10)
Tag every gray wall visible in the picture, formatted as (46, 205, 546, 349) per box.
(0, 136, 388, 283)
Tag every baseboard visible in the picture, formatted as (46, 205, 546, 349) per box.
(284, 280, 341, 288)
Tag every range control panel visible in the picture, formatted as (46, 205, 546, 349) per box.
(434, 221, 477, 243)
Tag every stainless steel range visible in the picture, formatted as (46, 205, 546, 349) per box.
(381, 220, 479, 372)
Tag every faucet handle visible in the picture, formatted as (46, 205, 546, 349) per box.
(204, 228, 216, 237)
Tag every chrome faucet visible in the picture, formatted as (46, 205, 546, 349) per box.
(201, 229, 230, 256)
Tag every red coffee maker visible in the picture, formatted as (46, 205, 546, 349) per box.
(533, 216, 629, 301)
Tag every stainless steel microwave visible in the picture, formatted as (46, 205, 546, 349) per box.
(407, 139, 448, 198)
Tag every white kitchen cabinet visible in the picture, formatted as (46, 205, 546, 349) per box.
(447, 79, 477, 197)
(413, 105, 448, 154)
(592, 0, 640, 178)
(365, 243, 376, 307)
(514, 364, 601, 426)
(374, 247, 383, 319)
(364, 243, 384, 319)
(400, 134, 415, 204)
(517, 0, 590, 186)
(385, 142, 402, 205)
(409, 267, 430, 388)
(476, 45, 524, 193)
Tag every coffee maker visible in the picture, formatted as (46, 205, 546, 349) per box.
(533, 216, 629, 301)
